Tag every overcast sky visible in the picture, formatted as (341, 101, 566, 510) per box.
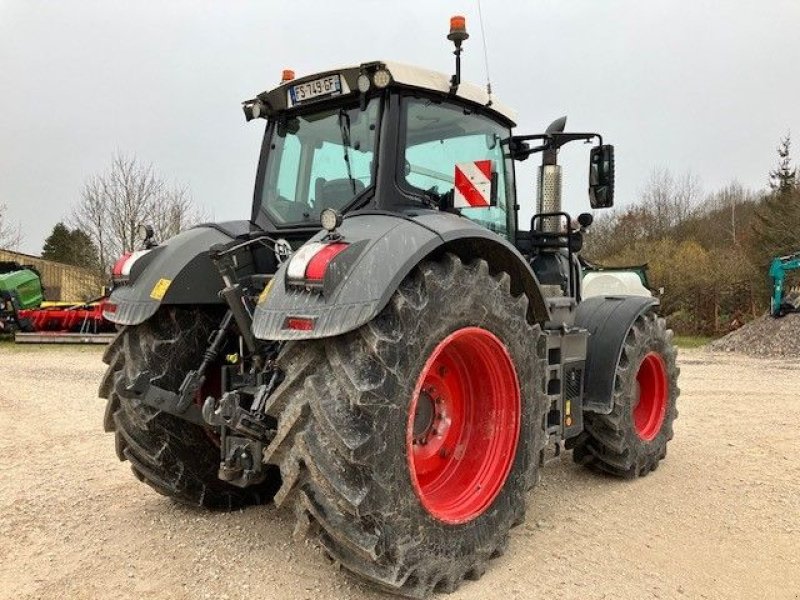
(2, 0, 799, 255)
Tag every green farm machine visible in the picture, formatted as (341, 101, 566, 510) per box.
(0, 262, 43, 332)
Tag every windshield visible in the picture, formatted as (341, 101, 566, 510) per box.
(259, 98, 380, 226)
(402, 98, 514, 236)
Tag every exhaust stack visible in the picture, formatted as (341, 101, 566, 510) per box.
(536, 116, 567, 232)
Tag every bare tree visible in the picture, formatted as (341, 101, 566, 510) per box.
(639, 168, 702, 238)
(0, 202, 22, 250)
(72, 154, 206, 273)
(706, 180, 754, 245)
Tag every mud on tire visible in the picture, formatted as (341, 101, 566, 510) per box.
(572, 309, 679, 478)
(99, 307, 279, 510)
(263, 254, 547, 597)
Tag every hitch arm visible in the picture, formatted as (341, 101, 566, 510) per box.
(125, 310, 235, 426)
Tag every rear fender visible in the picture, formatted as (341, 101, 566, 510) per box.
(105, 223, 254, 326)
(575, 295, 659, 414)
(252, 211, 550, 341)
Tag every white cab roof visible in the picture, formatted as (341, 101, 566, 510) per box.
(272, 60, 516, 125)
(382, 61, 516, 124)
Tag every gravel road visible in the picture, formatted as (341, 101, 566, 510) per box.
(1, 345, 798, 600)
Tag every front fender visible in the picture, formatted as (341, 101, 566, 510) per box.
(575, 295, 659, 414)
(105, 223, 250, 326)
(252, 211, 550, 341)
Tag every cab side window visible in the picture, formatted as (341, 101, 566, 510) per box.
(403, 99, 513, 236)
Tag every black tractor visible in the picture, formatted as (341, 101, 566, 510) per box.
(99, 16, 679, 598)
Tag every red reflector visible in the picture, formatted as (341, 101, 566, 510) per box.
(304, 242, 349, 282)
(285, 317, 315, 331)
(104, 303, 117, 314)
(112, 252, 132, 277)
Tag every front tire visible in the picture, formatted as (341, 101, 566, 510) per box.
(573, 309, 679, 477)
(98, 307, 279, 509)
(263, 254, 547, 597)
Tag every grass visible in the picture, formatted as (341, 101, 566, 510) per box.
(673, 335, 714, 349)
(0, 336, 105, 353)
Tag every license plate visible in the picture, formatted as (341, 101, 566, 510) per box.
(289, 75, 342, 105)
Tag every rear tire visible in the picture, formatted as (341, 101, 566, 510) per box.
(573, 309, 679, 477)
(264, 254, 547, 597)
(98, 307, 279, 509)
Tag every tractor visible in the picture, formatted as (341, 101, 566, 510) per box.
(99, 16, 679, 597)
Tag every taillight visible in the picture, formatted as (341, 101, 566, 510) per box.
(286, 242, 348, 285)
(284, 316, 315, 331)
(111, 250, 151, 282)
(112, 252, 132, 278)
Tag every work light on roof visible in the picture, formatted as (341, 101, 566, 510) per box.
(373, 69, 391, 88)
(357, 73, 371, 93)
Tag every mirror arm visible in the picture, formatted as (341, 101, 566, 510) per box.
(509, 132, 603, 161)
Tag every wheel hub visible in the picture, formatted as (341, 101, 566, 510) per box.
(412, 390, 436, 444)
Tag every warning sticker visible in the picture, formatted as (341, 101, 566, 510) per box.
(454, 160, 494, 208)
(150, 278, 172, 301)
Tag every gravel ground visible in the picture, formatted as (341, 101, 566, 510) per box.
(0, 344, 798, 600)
(709, 312, 800, 358)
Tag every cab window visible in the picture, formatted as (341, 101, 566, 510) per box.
(260, 98, 380, 226)
(402, 98, 514, 236)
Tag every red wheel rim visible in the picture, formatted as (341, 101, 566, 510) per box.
(633, 352, 668, 441)
(406, 327, 521, 524)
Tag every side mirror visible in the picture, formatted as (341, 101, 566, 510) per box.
(589, 144, 615, 209)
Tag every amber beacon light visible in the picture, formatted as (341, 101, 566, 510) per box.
(448, 15, 469, 43)
(447, 15, 469, 92)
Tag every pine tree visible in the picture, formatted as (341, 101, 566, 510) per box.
(769, 134, 797, 194)
(751, 134, 800, 266)
(41, 222, 100, 270)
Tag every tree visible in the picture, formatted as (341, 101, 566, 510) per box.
(41, 222, 100, 270)
(0, 201, 22, 250)
(583, 169, 703, 260)
(689, 181, 756, 247)
(639, 168, 702, 239)
(71, 153, 205, 274)
(751, 134, 800, 266)
(583, 173, 765, 334)
(768, 134, 796, 194)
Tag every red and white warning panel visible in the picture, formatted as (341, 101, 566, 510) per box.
(454, 160, 494, 208)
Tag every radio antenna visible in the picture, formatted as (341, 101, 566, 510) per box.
(476, 0, 493, 106)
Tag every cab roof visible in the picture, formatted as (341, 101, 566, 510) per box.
(250, 60, 516, 126)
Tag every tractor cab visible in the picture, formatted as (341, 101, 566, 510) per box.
(244, 60, 518, 238)
(244, 29, 615, 304)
